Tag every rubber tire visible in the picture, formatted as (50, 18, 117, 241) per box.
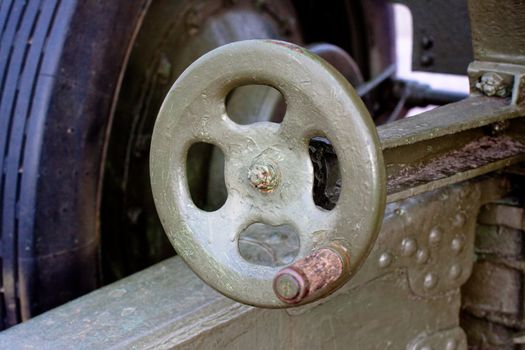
(0, 0, 148, 327)
(0, 0, 395, 328)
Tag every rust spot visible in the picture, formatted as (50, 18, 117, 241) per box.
(387, 135, 525, 194)
(273, 244, 349, 304)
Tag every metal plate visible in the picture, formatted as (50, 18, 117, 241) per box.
(394, 0, 473, 75)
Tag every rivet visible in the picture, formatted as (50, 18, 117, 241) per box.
(449, 264, 462, 280)
(421, 36, 433, 49)
(446, 338, 457, 350)
(420, 53, 434, 67)
(378, 252, 393, 268)
(451, 236, 464, 254)
(416, 248, 429, 264)
(429, 227, 442, 246)
(423, 272, 438, 289)
(401, 238, 417, 257)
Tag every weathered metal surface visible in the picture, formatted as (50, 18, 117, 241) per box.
(0, 178, 507, 349)
(313, 95, 525, 205)
(378, 95, 525, 202)
(393, 0, 473, 75)
(150, 40, 386, 307)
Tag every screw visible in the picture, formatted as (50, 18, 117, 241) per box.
(248, 160, 279, 193)
(476, 72, 509, 97)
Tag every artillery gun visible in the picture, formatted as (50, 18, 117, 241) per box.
(0, 1, 523, 348)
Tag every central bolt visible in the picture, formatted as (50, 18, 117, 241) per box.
(247, 160, 279, 193)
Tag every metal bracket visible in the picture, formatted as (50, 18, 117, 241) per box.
(469, 61, 525, 105)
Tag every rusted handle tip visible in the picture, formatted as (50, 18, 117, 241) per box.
(273, 244, 349, 304)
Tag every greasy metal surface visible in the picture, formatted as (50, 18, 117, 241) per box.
(394, 0, 473, 75)
(297, 94, 523, 205)
(150, 40, 385, 307)
(379, 96, 524, 150)
(378, 95, 525, 202)
(0, 178, 507, 349)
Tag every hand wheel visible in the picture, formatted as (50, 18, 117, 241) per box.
(150, 40, 385, 308)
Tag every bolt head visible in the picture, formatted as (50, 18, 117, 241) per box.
(248, 160, 279, 193)
(476, 72, 508, 97)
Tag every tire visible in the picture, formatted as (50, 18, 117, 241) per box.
(0, 0, 148, 327)
(0, 0, 395, 328)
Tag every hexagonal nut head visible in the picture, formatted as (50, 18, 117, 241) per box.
(475, 72, 509, 97)
(248, 160, 280, 193)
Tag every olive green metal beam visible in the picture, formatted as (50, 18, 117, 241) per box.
(0, 177, 508, 349)
(380, 95, 525, 202)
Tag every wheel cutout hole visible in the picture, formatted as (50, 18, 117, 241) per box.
(309, 137, 341, 210)
(238, 223, 300, 267)
(186, 142, 227, 212)
(226, 85, 286, 125)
